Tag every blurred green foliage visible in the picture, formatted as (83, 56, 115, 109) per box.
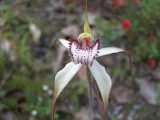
(0, 51, 7, 72)
(124, 0, 160, 61)
(0, 3, 52, 118)
(95, 17, 125, 46)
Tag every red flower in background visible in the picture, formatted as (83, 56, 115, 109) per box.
(147, 58, 158, 70)
(133, 0, 141, 5)
(121, 19, 132, 30)
(112, 0, 125, 7)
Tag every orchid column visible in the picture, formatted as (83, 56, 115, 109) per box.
(52, 0, 124, 120)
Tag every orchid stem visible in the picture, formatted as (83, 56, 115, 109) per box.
(87, 68, 94, 120)
(51, 95, 57, 120)
(90, 78, 108, 120)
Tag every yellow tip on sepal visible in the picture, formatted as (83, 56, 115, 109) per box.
(78, 32, 92, 41)
(83, 0, 91, 34)
(84, 15, 91, 34)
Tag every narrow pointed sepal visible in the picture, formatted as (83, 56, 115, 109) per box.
(54, 62, 82, 99)
(59, 38, 70, 48)
(89, 60, 112, 106)
(83, 0, 91, 34)
(97, 47, 124, 57)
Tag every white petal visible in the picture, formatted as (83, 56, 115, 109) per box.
(89, 60, 112, 105)
(97, 47, 124, 57)
(59, 38, 70, 48)
(54, 62, 82, 98)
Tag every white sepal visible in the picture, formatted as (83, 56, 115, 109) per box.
(54, 62, 82, 98)
(59, 38, 70, 48)
(89, 60, 112, 105)
(97, 47, 124, 57)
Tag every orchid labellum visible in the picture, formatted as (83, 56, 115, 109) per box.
(52, 0, 124, 119)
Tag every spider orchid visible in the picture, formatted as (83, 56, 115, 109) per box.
(53, 0, 124, 119)
(54, 34, 124, 102)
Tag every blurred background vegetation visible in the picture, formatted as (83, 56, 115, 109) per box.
(0, 0, 160, 120)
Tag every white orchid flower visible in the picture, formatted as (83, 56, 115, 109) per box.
(54, 33, 124, 106)
(52, 1, 124, 119)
